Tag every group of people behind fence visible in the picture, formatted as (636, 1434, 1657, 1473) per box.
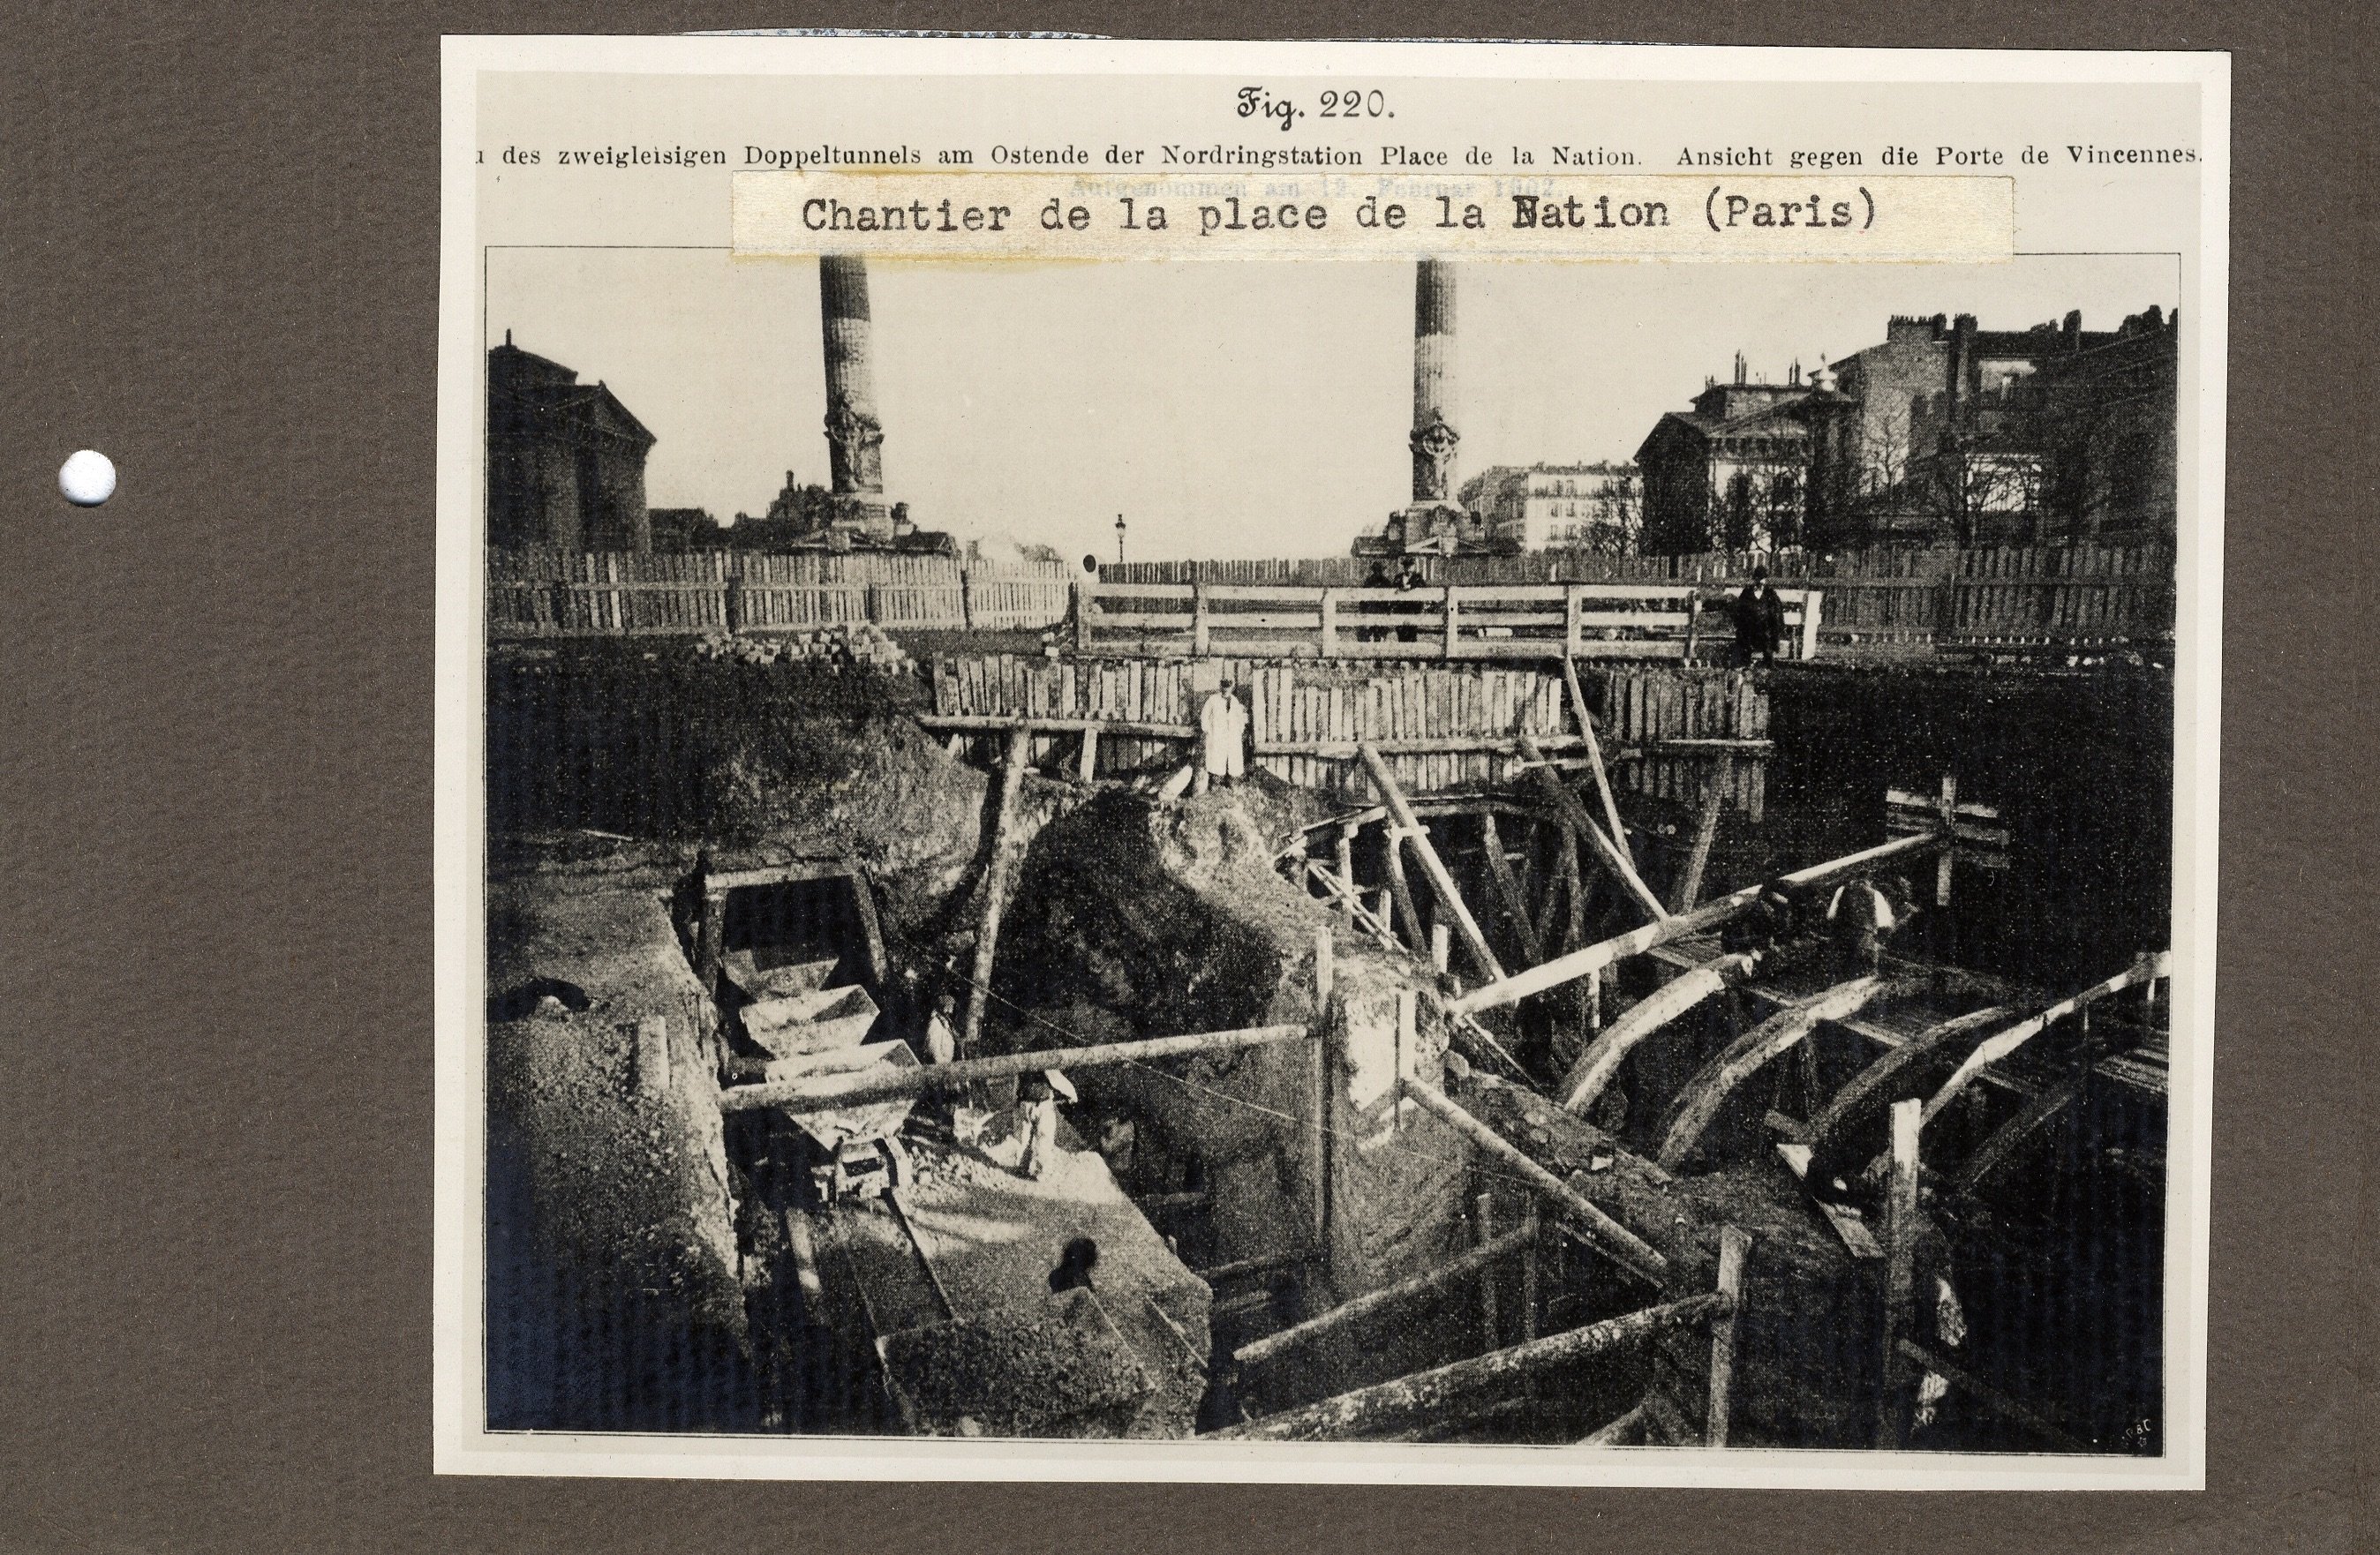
(1355, 556, 1429, 642)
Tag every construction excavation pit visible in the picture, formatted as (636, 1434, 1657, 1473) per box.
(483, 642, 2173, 1453)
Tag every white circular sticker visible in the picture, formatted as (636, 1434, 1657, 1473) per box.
(59, 449, 117, 507)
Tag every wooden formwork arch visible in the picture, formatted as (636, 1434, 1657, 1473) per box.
(1655, 977, 1890, 1172)
(1555, 954, 1758, 1118)
(1798, 1005, 2015, 1155)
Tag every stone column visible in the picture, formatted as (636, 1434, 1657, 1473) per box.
(1410, 259, 1459, 504)
(818, 255, 889, 534)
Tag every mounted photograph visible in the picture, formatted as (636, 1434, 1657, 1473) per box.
(437, 37, 2226, 1487)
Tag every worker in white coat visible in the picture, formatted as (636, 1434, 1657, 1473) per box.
(1017, 1068, 1076, 1180)
(1197, 676, 1249, 786)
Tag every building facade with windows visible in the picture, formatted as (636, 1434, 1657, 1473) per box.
(1459, 462, 1643, 552)
(1635, 310, 2179, 554)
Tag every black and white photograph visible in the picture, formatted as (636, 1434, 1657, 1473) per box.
(438, 39, 2225, 1485)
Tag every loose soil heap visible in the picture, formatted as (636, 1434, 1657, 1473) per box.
(485, 871, 753, 1431)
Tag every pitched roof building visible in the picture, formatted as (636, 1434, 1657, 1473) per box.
(486, 335, 656, 552)
(1635, 357, 1858, 554)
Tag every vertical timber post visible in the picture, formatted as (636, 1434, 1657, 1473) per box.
(1311, 926, 1335, 1257)
(1073, 578, 1094, 652)
(960, 725, 1033, 1062)
(1801, 587, 1824, 661)
(1395, 988, 1417, 1133)
(1878, 1098, 1922, 1448)
(1934, 773, 1959, 907)
(1706, 1224, 1751, 1447)
(1192, 580, 1212, 657)
(1442, 585, 1460, 660)
(1319, 588, 1340, 658)
(1383, 830, 1426, 953)
(1473, 1191, 1499, 1348)
(1335, 822, 1359, 921)
(1674, 759, 1729, 913)
(1430, 921, 1452, 974)
(1520, 1199, 1540, 1343)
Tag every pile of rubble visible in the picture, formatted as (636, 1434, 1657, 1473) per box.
(691, 622, 915, 672)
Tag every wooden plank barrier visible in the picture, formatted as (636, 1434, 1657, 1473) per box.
(926, 653, 1772, 809)
(1082, 580, 1822, 663)
(486, 547, 1073, 638)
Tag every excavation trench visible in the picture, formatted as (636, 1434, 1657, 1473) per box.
(483, 650, 2170, 1448)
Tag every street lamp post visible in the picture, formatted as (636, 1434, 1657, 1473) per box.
(1114, 513, 1127, 567)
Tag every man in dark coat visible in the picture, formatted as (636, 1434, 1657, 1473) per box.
(1393, 555, 1426, 643)
(1733, 565, 1789, 667)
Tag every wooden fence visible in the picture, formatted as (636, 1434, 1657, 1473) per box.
(1105, 543, 2174, 651)
(1081, 581, 1821, 664)
(486, 549, 1073, 638)
(928, 653, 1770, 811)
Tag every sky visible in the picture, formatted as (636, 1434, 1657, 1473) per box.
(486, 250, 2178, 563)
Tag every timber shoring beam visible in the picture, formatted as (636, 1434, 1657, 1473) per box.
(1518, 732, 1669, 923)
(959, 725, 1033, 1058)
(1475, 812, 1548, 965)
(1673, 762, 1729, 913)
(1359, 743, 1507, 983)
(1706, 1224, 1752, 1447)
(1949, 1070, 2090, 1196)
(1233, 1221, 1540, 1371)
(1560, 657, 1636, 869)
(1401, 1076, 1668, 1282)
(1917, 951, 2171, 1131)
(1446, 830, 1947, 1018)
(719, 1023, 1311, 1114)
(1796, 1005, 2013, 1151)
(920, 712, 1195, 740)
(1557, 952, 1757, 1117)
(1897, 1338, 2094, 1454)
(1381, 830, 1427, 953)
(1876, 1099, 1922, 1448)
(1209, 1292, 1730, 1442)
(1656, 976, 1889, 1172)
(1578, 1399, 1650, 1446)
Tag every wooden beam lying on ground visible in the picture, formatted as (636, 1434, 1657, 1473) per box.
(1401, 1076, 1668, 1282)
(1518, 732, 1668, 922)
(960, 725, 1032, 1058)
(1194, 1249, 1307, 1286)
(1445, 830, 1947, 1018)
(719, 1023, 1310, 1113)
(1234, 1221, 1540, 1371)
(1556, 953, 1758, 1117)
(1657, 977, 1888, 1171)
(1361, 743, 1506, 982)
(1209, 1293, 1729, 1441)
